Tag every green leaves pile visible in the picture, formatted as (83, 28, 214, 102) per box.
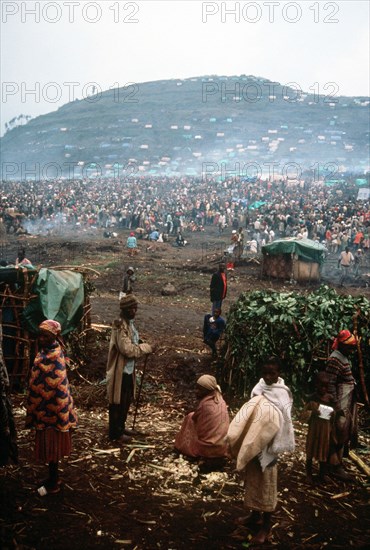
(225, 285, 370, 399)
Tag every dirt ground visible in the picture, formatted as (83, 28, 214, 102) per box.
(1, 226, 370, 550)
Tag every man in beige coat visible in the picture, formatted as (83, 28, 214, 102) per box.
(106, 294, 152, 442)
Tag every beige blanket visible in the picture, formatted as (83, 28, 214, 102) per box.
(226, 395, 281, 472)
(251, 377, 295, 456)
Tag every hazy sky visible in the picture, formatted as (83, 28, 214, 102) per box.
(1, 0, 369, 134)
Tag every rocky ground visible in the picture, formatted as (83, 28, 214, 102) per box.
(1, 226, 369, 549)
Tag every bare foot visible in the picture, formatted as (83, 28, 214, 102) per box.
(317, 474, 331, 485)
(250, 527, 270, 545)
(236, 513, 262, 527)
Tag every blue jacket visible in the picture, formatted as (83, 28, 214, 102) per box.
(203, 314, 226, 342)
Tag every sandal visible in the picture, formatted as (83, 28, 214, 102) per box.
(37, 482, 62, 496)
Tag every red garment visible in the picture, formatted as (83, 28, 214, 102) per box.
(175, 393, 229, 458)
(221, 272, 227, 299)
(35, 429, 72, 462)
(331, 330, 357, 350)
(353, 232, 363, 244)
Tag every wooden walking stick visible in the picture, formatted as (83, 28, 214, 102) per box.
(132, 355, 149, 430)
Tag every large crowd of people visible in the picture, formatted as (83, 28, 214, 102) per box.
(1, 172, 367, 544)
(0, 176, 369, 255)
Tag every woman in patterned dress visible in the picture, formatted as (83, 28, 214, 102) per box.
(26, 320, 77, 494)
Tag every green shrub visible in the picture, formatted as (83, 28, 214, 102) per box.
(225, 285, 370, 400)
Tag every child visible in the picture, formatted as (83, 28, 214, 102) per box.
(203, 308, 226, 358)
(227, 358, 295, 545)
(301, 372, 334, 484)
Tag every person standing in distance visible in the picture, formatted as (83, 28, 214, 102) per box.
(210, 263, 227, 314)
(338, 246, 354, 286)
(122, 266, 136, 296)
(126, 232, 138, 257)
(106, 295, 152, 442)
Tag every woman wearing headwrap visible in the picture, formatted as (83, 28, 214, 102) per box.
(326, 329, 357, 480)
(106, 294, 152, 442)
(174, 375, 229, 459)
(25, 320, 77, 494)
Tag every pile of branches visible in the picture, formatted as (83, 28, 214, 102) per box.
(225, 285, 370, 402)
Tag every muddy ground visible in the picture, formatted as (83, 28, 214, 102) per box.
(1, 226, 370, 550)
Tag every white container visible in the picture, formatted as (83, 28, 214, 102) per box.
(318, 404, 334, 420)
(37, 486, 48, 496)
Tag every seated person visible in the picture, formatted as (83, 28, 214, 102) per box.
(15, 249, 33, 268)
(175, 232, 187, 247)
(175, 375, 229, 459)
(203, 308, 226, 357)
(149, 229, 159, 241)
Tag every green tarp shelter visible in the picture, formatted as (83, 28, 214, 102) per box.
(262, 238, 326, 265)
(23, 268, 84, 335)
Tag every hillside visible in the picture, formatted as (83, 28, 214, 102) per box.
(1, 75, 369, 178)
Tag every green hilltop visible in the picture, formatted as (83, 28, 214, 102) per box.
(1, 75, 369, 177)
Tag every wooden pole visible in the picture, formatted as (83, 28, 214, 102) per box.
(353, 308, 369, 408)
(349, 450, 370, 477)
(132, 355, 148, 430)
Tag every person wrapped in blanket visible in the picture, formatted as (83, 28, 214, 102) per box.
(0, 350, 18, 466)
(325, 329, 358, 481)
(25, 320, 77, 495)
(227, 358, 295, 545)
(175, 375, 230, 465)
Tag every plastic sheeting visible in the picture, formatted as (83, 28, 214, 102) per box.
(262, 238, 326, 265)
(23, 269, 84, 335)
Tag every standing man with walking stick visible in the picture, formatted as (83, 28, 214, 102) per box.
(106, 295, 152, 442)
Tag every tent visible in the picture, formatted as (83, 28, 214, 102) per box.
(357, 188, 370, 201)
(262, 238, 326, 282)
